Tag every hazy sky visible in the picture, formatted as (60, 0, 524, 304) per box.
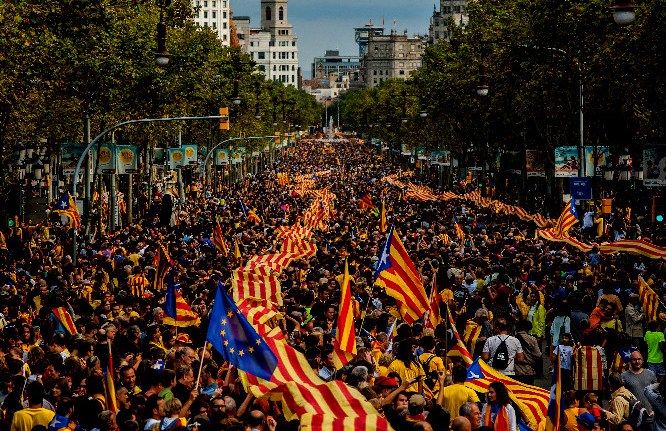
(232, 0, 434, 77)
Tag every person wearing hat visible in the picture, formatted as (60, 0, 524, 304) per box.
(407, 394, 426, 422)
(374, 376, 400, 401)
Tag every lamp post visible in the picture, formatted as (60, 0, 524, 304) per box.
(12, 144, 50, 223)
(155, 0, 172, 67)
(610, 0, 637, 25)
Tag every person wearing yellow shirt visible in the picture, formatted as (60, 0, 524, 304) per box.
(418, 336, 445, 395)
(11, 382, 55, 431)
(387, 337, 425, 394)
(371, 332, 390, 364)
(515, 286, 546, 340)
(439, 365, 480, 426)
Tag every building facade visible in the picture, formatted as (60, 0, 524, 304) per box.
(234, 0, 299, 86)
(354, 21, 385, 58)
(429, 0, 469, 43)
(193, 0, 232, 44)
(363, 30, 425, 88)
(311, 50, 361, 80)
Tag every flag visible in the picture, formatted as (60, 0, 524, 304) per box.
(234, 239, 242, 260)
(104, 349, 118, 413)
(52, 307, 78, 335)
(463, 320, 482, 355)
(54, 191, 81, 229)
(333, 260, 356, 368)
(465, 359, 549, 430)
(358, 194, 375, 210)
(153, 243, 173, 292)
(638, 276, 659, 322)
(240, 199, 249, 217)
(386, 319, 398, 353)
(374, 226, 430, 324)
(545, 347, 564, 431)
(445, 305, 473, 365)
(248, 209, 262, 223)
(572, 346, 603, 391)
(163, 274, 200, 327)
(609, 346, 638, 374)
(206, 283, 278, 381)
(380, 199, 387, 233)
(232, 269, 283, 306)
(424, 276, 441, 330)
(212, 222, 229, 256)
(554, 199, 578, 237)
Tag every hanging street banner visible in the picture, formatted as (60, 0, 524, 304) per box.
(95, 143, 116, 174)
(643, 145, 666, 187)
(526, 150, 546, 177)
(61, 142, 85, 175)
(502, 151, 522, 175)
(231, 147, 245, 164)
(430, 150, 451, 166)
(153, 148, 166, 167)
(116, 145, 138, 174)
(215, 149, 230, 165)
(584, 146, 609, 177)
(554, 146, 579, 177)
(168, 148, 185, 170)
(183, 144, 198, 165)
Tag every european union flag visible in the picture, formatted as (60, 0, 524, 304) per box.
(206, 283, 278, 381)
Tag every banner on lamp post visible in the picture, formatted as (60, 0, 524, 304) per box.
(554, 146, 579, 177)
(168, 148, 185, 169)
(215, 149, 230, 165)
(95, 143, 116, 174)
(153, 148, 166, 167)
(643, 146, 666, 187)
(183, 144, 198, 165)
(61, 142, 86, 175)
(526, 150, 546, 177)
(116, 145, 138, 174)
(584, 146, 609, 177)
(430, 150, 451, 166)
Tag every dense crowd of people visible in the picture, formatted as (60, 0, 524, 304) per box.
(0, 138, 665, 431)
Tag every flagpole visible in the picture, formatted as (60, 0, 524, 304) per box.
(444, 304, 449, 375)
(194, 342, 206, 390)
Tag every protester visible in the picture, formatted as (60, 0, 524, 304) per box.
(480, 382, 517, 431)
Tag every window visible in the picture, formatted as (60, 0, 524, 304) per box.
(212, 11, 216, 18)
(258, 52, 265, 59)
(250, 41, 254, 46)
(223, 11, 227, 18)
(279, 6, 284, 20)
(265, 6, 271, 20)
(223, 22, 227, 29)
(212, 22, 216, 28)
(212, 1, 215, 6)
(258, 65, 265, 71)
(273, 65, 277, 71)
(373, 70, 377, 75)
(203, 11, 207, 18)
(204, 1, 207, 6)
(273, 52, 276, 59)
(292, 52, 295, 59)
(292, 41, 296, 46)
(399, 70, 405, 75)
(223, 1, 226, 7)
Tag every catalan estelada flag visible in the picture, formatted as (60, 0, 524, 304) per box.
(54, 191, 81, 229)
(104, 347, 118, 413)
(424, 276, 441, 330)
(212, 221, 229, 256)
(248, 209, 262, 223)
(333, 260, 356, 368)
(52, 307, 77, 335)
(374, 225, 430, 324)
(445, 304, 473, 365)
(465, 359, 549, 430)
(358, 194, 375, 210)
(206, 283, 278, 381)
(463, 320, 482, 356)
(153, 242, 173, 292)
(163, 274, 200, 327)
(545, 346, 564, 431)
(553, 199, 579, 237)
(638, 276, 659, 322)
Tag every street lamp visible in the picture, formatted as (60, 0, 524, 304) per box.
(611, 0, 637, 26)
(155, 0, 172, 67)
(477, 66, 489, 97)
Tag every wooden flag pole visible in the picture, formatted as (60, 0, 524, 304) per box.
(194, 342, 207, 390)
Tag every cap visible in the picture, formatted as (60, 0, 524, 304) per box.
(408, 394, 426, 408)
(374, 376, 399, 389)
(176, 333, 192, 344)
(576, 412, 596, 429)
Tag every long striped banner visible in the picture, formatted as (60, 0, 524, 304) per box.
(573, 346, 603, 391)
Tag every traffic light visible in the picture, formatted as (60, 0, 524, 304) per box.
(219, 107, 229, 130)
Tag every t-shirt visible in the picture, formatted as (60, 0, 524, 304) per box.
(644, 331, 665, 364)
(554, 345, 574, 371)
(622, 368, 657, 413)
(11, 408, 55, 431)
(483, 335, 523, 375)
(439, 384, 480, 425)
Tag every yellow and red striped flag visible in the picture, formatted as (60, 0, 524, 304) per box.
(465, 359, 549, 430)
(232, 269, 283, 306)
(54, 191, 81, 229)
(52, 307, 78, 335)
(638, 276, 659, 322)
(333, 260, 356, 368)
(445, 305, 473, 365)
(163, 274, 201, 327)
(212, 221, 229, 256)
(234, 239, 242, 260)
(357, 194, 375, 210)
(424, 276, 441, 330)
(104, 346, 118, 413)
(374, 226, 430, 324)
(248, 209, 262, 223)
(455, 222, 465, 242)
(463, 320, 482, 355)
(380, 199, 387, 233)
(552, 199, 579, 237)
(153, 242, 173, 292)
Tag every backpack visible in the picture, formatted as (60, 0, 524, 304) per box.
(492, 336, 510, 370)
(619, 395, 650, 431)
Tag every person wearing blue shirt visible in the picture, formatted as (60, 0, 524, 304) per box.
(199, 363, 219, 397)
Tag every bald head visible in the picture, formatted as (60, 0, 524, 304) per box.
(452, 416, 472, 431)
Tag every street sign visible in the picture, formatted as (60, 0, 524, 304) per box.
(570, 177, 592, 200)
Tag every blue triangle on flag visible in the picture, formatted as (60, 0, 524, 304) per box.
(466, 359, 485, 381)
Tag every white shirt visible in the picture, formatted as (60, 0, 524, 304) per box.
(554, 345, 574, 370)
(583, 211, 595, 228)
(483, 335, 523, 375)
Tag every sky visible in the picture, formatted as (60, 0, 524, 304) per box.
(232, 0, 435, 78)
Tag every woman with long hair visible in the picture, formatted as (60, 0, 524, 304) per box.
(481, 381, 517, 431)
(387, 337, 424, 394)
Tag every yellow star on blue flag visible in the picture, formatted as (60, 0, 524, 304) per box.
(206, 283, 278, 380)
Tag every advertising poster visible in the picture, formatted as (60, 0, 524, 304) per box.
(61, 142, 85, 175)
(502, 151, 522, 175)
(643, 146, 666, 186)
(183, 144, 198, 165)
(525, 150, 545, 177)
(168, 148, 185, 170)
(554, 146, 579, 177)
(584, 146, 609, 177)
(431, 150, 451, 166)
(153, 148, 165, 167)
(116, 145, 138, 174)
(215, 149, 229, 165)
(231, 147, 244, 164)
(95, 143, 116, 174)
